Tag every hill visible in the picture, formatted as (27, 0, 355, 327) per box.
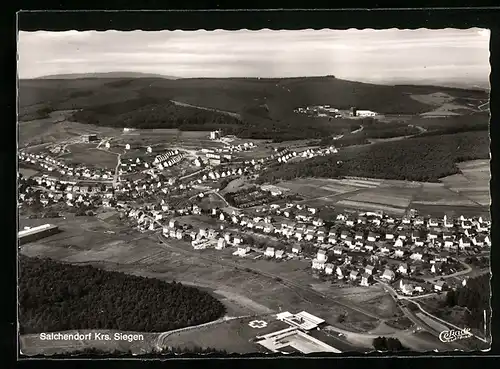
(35, 72, 179, 80)
(258, 130, 490, 183)
(18, 76, 490, 141)
(18, 255, 226, 334)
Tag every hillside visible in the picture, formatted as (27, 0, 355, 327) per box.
(18, 255, 226, 334)
(258, 130, 490, 183)
(18, 76, 490, 141)
(35, 72, 179, 80)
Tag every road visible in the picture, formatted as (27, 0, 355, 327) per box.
(179, 167, 210, 181)
(170, 100, 241, 120)
(423, 260, 472, 283)
(155, 315, 250, 350)
(375, 278, 468, 350)
(157, 233, 384, 321)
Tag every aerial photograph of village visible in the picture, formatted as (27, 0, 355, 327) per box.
(17, 28, 491, 357)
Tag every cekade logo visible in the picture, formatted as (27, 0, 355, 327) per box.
(439, 328, 473, 343)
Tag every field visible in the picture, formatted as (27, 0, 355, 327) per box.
(270, 158, 490, 217)
(60, 143, 118, 169)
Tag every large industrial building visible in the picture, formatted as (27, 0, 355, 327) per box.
(18, 224, 60, 245)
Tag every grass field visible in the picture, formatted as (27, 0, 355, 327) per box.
(62, 144, 118, 169)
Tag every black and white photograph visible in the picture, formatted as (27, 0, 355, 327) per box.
(17, 26, 491, 356)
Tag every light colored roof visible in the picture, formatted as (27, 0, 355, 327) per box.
(19, 224, 57, 238)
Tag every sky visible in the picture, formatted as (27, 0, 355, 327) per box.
(18, 28, 491, 88)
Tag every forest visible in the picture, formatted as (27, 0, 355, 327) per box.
(258, 131, 490, 183)
(445, 273, 491, 333)
(18, 255, 226, 334)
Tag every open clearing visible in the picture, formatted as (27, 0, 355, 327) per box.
(61, 144, 118, 169)
(273, 159, 489, 216)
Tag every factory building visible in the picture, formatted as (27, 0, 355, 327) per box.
(18, 224, 60, 245)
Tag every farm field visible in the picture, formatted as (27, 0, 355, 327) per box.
(270, 158, 490, 217)
(61, 144, 118, 169)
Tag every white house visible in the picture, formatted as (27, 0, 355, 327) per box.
(367, 232, 377, 242)
(317, 249, 327, 262)
(265, 247, 275, 258)
(381, 269, 395, 281)
(394, 249, 405, 258)
(394, 238, 404, 248)
(324, 263, 335, 275)
(216, 238, 226, 250)
(333, 246, 343, 255)
(398, 263, 409, 275)
(350, 270, 360, 281)
(312, 259, 326, 270)
(292, 245, 302, 254)
(275, 250, 285, 259)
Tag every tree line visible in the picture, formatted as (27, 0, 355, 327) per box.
(18, 255, 226, 334)
(258, 131, 490, 183)
(445, 273, 491, 333)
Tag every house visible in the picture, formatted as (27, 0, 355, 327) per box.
(216, 238, 226, 250)
(399, 280, 414, 296)
(265, 247, 275, 258)
(394, 249, 405, 258)
(398, 263, 409, 275)
(275, 250, 285, 259)
(236, 246, 250, 256)
(461, 220, 473, 229)
(317, 249, 328, 262)
(336, 266, 345, 279)
(345, 237, 355, 247)
(415, 238, 425, 247)
(394, 238, 404, 248)
(434, 281, 447, 292)
(459, 237, 472, 249)
(324, 263, 335, 275)
(350, 270, 360, 281)
(428, 230, 438, 240)
(444, 239, 454, 249)
(414, 216, 424, 226)
(292, 245, 302, 254)
(355, 232, 364, 240)
(443, 215, 454, 228)
(233, 236, 243, 245)
(385, 232, 395, 240)
(367, 232, 377, 242)
(364, 242, 375, 252)
(442, 231, 453, 240)
(340, 230, 349, 240)
(360, 273, 373, 287)
(317, 235, 325, 243)
(381, 269, 395, 282)
(305, 233, 315, 241)
(346, 219, 355, 227)
(169, 219, 178, 228)
(402, 216, 411, 225)
(333, 246, 343, 255)
(428, 218, 439, 227)
(380, 245, 392, 253)
(472, 235, 486, 247)
(431, 262, 443, 274)
(312, 259, 326, 270)
(365, 265, 375, 275)
(410, 250, 423, 261)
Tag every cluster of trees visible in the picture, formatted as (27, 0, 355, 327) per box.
(71, 97, 243, 130)
(18, 255, 226, 334)
(410, 112, 490, 137)
(258, 131, 490, 183)
(372, 337, 407, 352)
(445, 273, 491, 332)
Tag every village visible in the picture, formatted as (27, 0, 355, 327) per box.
(18, 130, 491, 303)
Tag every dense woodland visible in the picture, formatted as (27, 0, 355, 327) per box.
(258, 131, 490, 183)
(445, 273, 491, 333)
(18, 256, 226, 334)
